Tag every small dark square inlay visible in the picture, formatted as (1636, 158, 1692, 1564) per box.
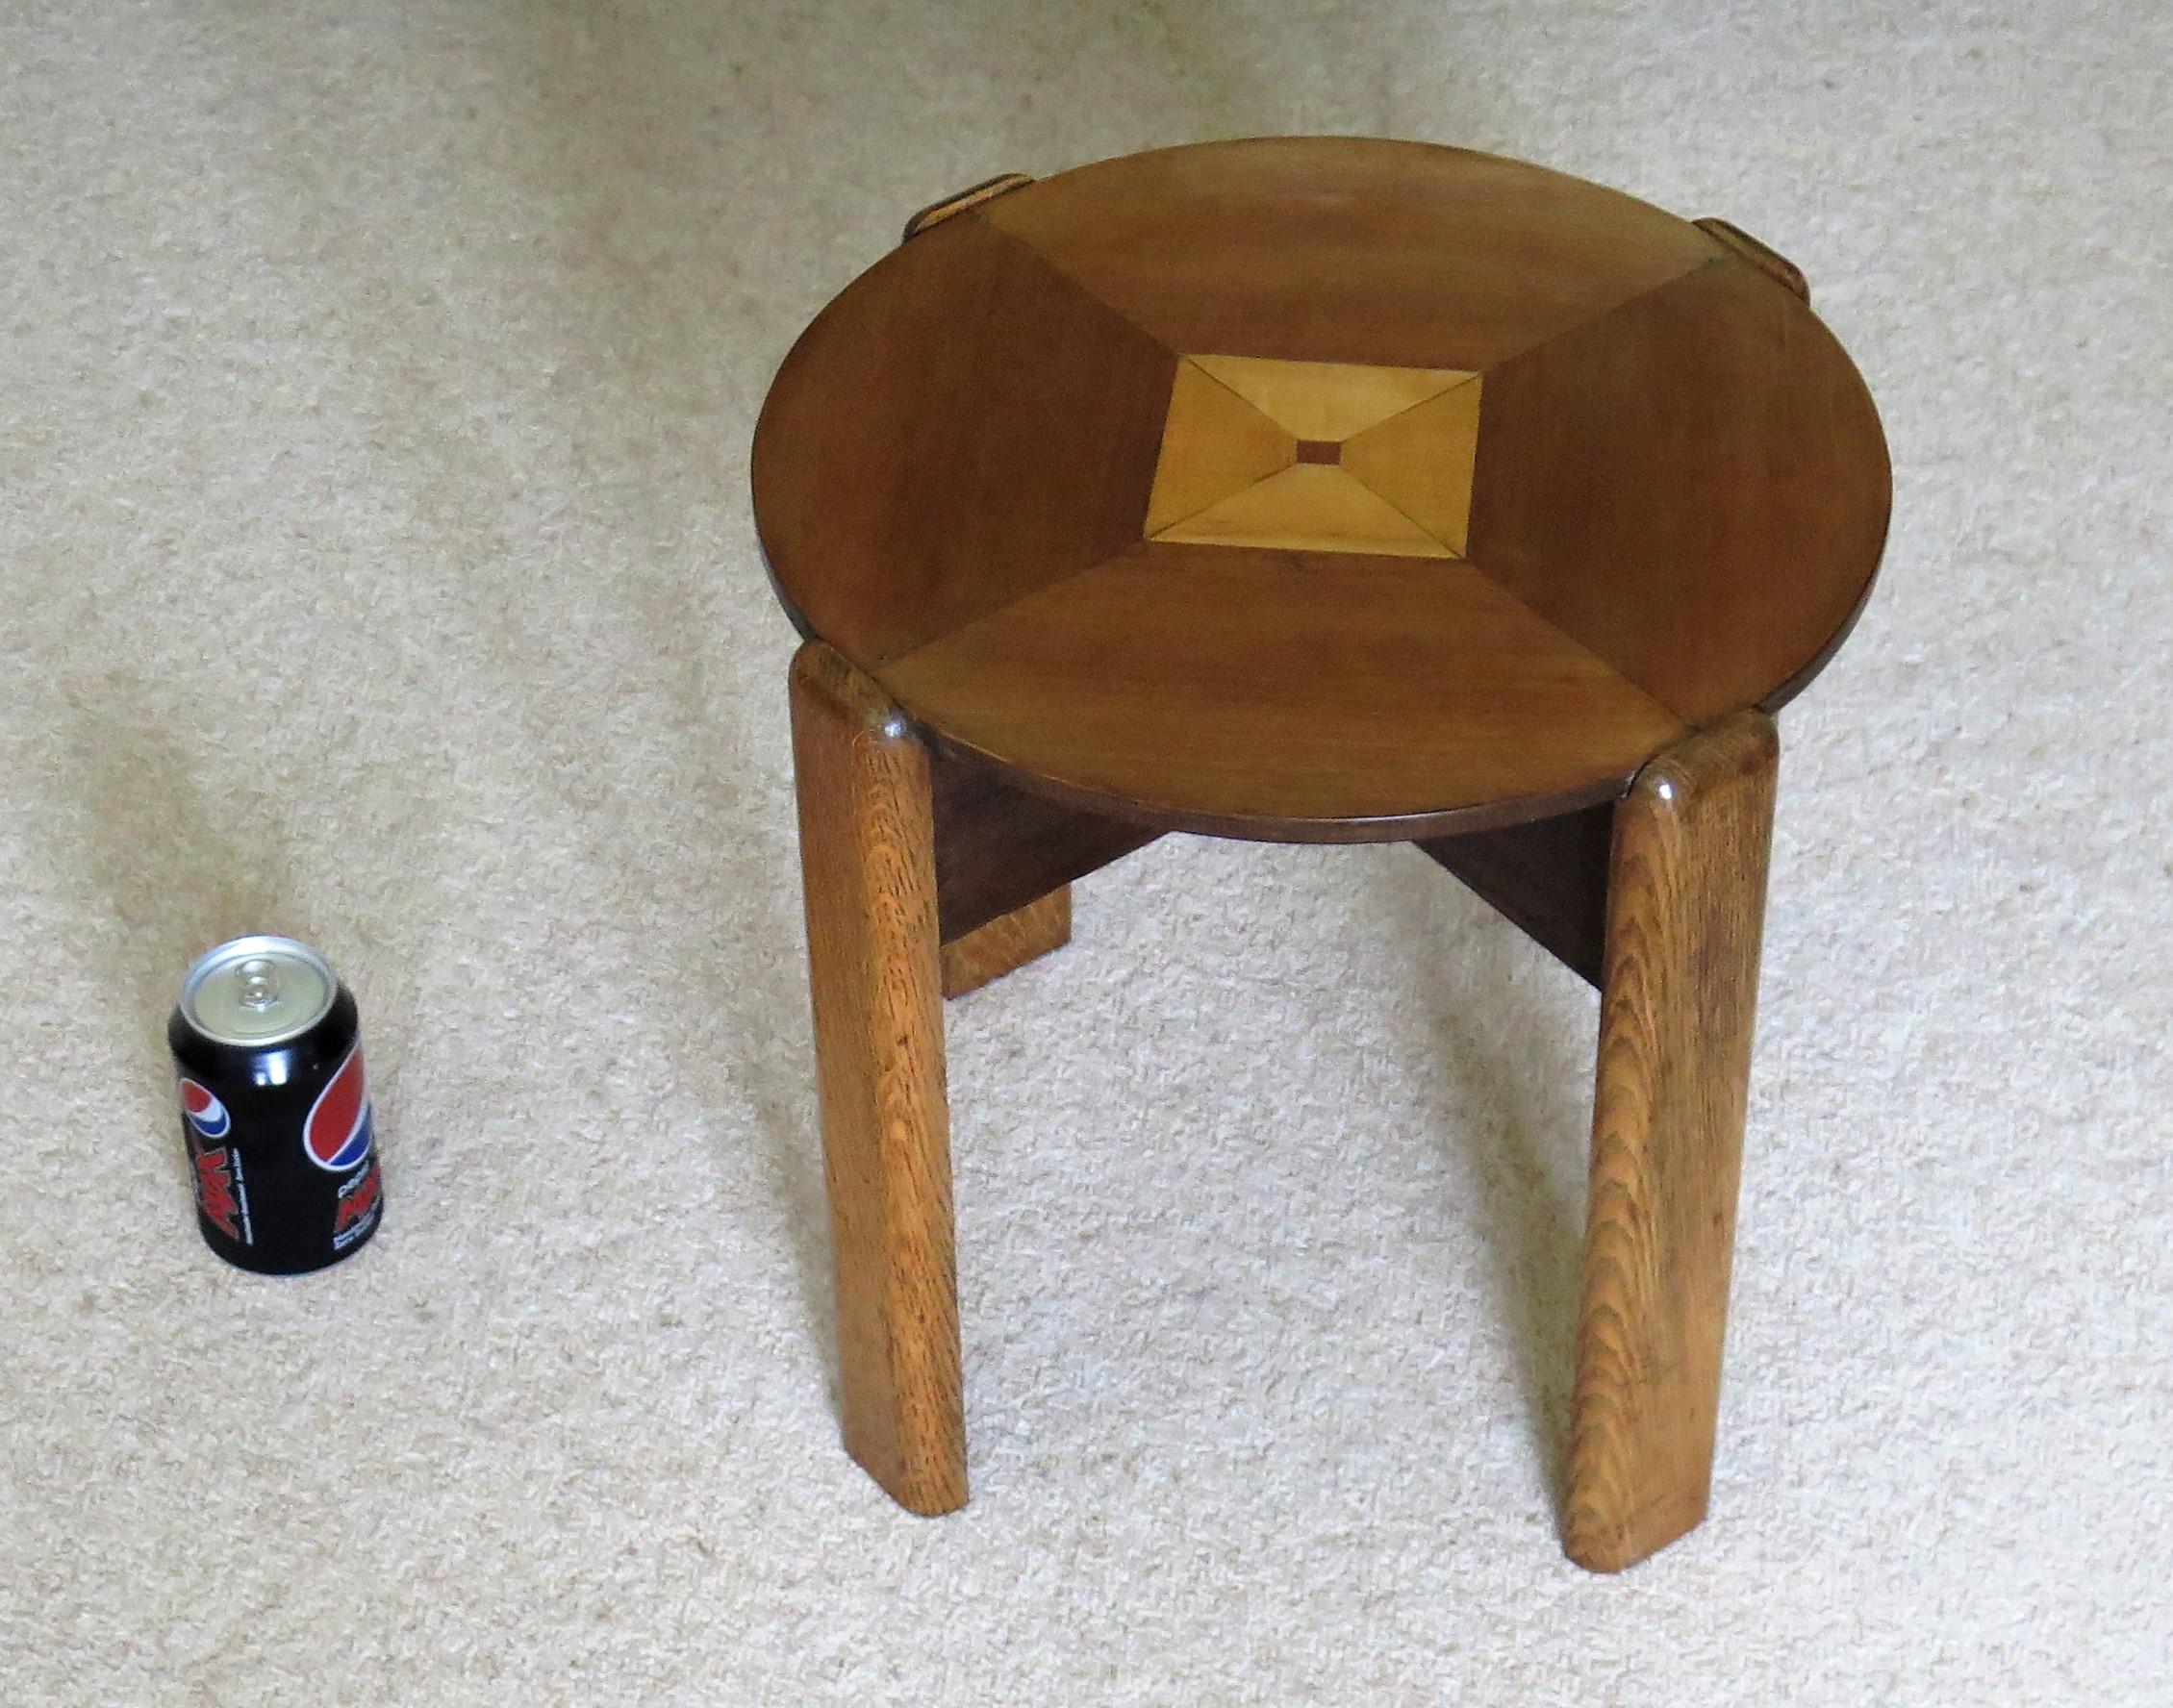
(1295, 439, 1340, 465)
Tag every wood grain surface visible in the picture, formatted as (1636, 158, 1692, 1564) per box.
(1187, 352, 1474, 439)
(901, 171, 1033, 242)
(789, 641, 966, 1516)
(1465, 256, 1889, 724)
(940, 887, 1072, 998)
(1339, 375, 1484, 556)
(753, 214, 1175, 666)
(1142, 358, 1297, 536)
(875, 540, 1689, 841)
(1692, 215, 1808, 302)
(1565, 711, 1778, 1571)
(979, 138, 1723, 369)
(1152, 462, 1457, 557)
(760, 147, 1870, 1548)
(752, 138, 1889, 841)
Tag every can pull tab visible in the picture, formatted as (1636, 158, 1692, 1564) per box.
(236, 958, 282, 1013)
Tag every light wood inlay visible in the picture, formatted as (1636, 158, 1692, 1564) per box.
(1566, 711, 1778, 1571)
(1341, 377, 1484, 556)
(1157, 463, 1456, 557)
(1142, 360, 1295, 535)
(1146, 354, 1479, 559)
(789, 641, 967, 1517)
(1190, 352, 1473, 441)
(940, 887, 1072, 998)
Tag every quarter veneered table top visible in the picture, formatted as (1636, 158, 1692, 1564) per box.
(753, 138, 1890, 841)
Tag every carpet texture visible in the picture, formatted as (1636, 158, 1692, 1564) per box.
(3, 2, 2168, 1701)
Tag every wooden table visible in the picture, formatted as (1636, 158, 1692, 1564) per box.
(751, 138, 1890, 1570)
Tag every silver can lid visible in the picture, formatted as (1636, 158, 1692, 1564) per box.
(179, 935, 338, 1046)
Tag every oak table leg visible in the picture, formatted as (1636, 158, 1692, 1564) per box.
(1565, 711, 1779, 1571)
(789, 640, 967, 1516)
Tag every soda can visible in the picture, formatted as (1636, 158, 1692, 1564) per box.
(168, 935, 384, 1274)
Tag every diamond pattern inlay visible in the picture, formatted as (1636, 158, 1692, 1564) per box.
(1145, 354, 1482, 558)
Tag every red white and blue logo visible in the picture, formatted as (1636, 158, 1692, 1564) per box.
(178, 1078, 230, 1142)
(303, 1042, 374, 1173)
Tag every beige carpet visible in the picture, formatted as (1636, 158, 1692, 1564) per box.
(4, 1, 2169, 1701)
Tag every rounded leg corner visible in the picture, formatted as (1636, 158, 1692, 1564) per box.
(1567, 713, 1777, 1570)
(790, 648, 967, 1515)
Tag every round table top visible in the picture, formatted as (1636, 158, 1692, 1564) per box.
(752, 138, 1890, 841)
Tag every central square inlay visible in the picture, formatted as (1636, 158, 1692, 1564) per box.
(1144, 354, 1482, 559)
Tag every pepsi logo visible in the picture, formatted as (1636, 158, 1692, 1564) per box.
(178, 1078, 230, 1142)
(303, 1043, 374, 1173)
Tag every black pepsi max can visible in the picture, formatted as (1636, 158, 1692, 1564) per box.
(168, 936, 383, 1274)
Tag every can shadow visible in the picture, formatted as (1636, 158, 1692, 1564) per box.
(1371, 849, 1592, 1510)
(57, 672, 319, 1126)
